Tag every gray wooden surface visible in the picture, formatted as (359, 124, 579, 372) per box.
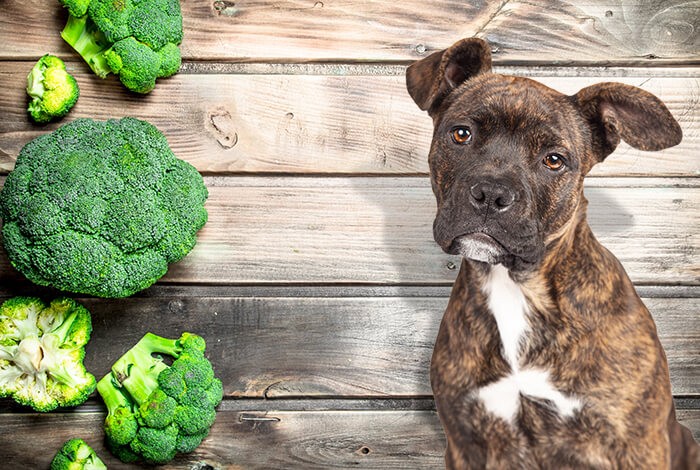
(0, 0, 698, 468)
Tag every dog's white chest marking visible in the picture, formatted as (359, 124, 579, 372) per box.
(476, 265, 582, 423)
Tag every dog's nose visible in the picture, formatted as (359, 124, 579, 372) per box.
(469, 181, 516, 212)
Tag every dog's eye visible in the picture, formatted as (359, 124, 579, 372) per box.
(543, 153, 565, 171)
(450, 127, 472, 145)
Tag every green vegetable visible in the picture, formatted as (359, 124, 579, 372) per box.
(26, 54, 79, 123)
(97, 332, 223, 464)
(0, 117, 208, 298)
(50, 438, 106, 470)
(59, 0, 182, 93)
(0, 297, 96, 412)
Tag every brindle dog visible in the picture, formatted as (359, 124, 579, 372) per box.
(406, 37, 699, 469)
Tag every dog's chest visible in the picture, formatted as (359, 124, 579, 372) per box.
(476, 265, 581, 423)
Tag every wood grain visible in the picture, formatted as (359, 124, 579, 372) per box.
(1, 0, 698, 63)
(0, 407, 697, 469)
(75, 295, 700, 398)
(3, 177, 695, 285)
(0, 291, 694, 398)
(1, 64, 698, 176)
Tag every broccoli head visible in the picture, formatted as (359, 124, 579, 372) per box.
(0, 297, 96, 412)
(26, 54, 79, 123)
(59, 0, 182, 93)
(0, 117, 208, 298)
(97, 332, 222, 465)
(50, 438, 106, 470)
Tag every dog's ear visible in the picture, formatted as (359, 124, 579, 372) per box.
(574, 82, 682, 162)
(406, 37, 492, 113)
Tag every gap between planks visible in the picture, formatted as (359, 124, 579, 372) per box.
(1, 283, 698, 300)
(2, 397, 697, 414)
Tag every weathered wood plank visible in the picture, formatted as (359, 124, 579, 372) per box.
(0, 409, 444, 469)
(1, 64, 698, 176)
(0, 177, 697, 285)
(1, 0, 698, 63)
(0, 407, 698, 469)
(0, 293, 693, 398)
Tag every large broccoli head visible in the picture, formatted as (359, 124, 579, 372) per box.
(0, 117, 208, 298)
(59, 0, 182, 93)
(0, 297, 96, 412)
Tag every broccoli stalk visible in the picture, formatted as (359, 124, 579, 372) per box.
(97, 374, 138, 446)
(50, 438, 106, 470)
(60, 15, 112, 78)
(0, 297, 96, 412)
(112, 333, 182, 398)
(97, 332, 222, 465)
(26, 55, 79, 123)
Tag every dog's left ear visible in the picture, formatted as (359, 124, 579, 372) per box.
(574, 82, 682, 162)
(406, 37, 492, 113)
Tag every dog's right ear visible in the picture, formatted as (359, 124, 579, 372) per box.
(406, 38, 492, 113)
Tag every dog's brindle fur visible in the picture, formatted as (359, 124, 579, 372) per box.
(406, 38, 699, 469)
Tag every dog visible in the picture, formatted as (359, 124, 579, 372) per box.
(405, 37, 699, 469)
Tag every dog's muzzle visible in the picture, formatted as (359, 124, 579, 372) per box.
(448, 232, 510, 265)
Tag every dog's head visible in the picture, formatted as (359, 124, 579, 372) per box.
(406, 38, 682, 272)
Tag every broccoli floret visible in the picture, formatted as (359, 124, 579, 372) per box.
(0, 117, 208, 298)
(50, 438, 107, 470)
(58, 0, 91, 17)
(26, 55, 79, 123)
(0, 297, 96, 412)
(59, 0, 182, 93)
(130, 423, 179, 464)
(97, 332, 222, 465)
(97, 374, 138, 446)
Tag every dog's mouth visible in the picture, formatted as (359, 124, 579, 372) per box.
(447, 232, 511, 265)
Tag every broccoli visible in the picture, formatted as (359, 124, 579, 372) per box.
(59, 0, 182, 93)
(50, 438, 106, 470)
(0, 297, 96, 412)
(97, 332, 223, 464)
(26, 54, 79, 123)
(0, 117, 208, 298)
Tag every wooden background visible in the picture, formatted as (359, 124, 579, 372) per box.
(0, 0, 698, 468)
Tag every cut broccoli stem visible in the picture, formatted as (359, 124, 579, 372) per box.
(46, 310, 80, 344)
(26, 66, 46, 99)
(61, 14, 112, 78)
(138, 333, 184, 358)
(112, 333, 182, 404)
(97, 374, 131, 412)
(119, 362, 166, 405)
(97, 374, 138, 446)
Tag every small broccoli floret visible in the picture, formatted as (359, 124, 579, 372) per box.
(176, 431, 206, 453)
(26, 55, 79, 123)
(97, 332, 222, 465)
(130, 424, 179, 464)
(97, 374, 138, 446)
(0, 117, 208, 298)
(59, 0, 182, 93)
(104, 37, 161, 93)
(58, 0, 91, 17)
(0, 297, 96, 412)
(50, 438, 106, 470)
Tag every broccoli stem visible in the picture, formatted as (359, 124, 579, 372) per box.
(138, 333, 184, 358)
(97, 374, 132, 414)
(60, 14, 112, 78)
(112, 333, 181, 405)
(47, 310, 80, 344)
(26, 65, 45, 99)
